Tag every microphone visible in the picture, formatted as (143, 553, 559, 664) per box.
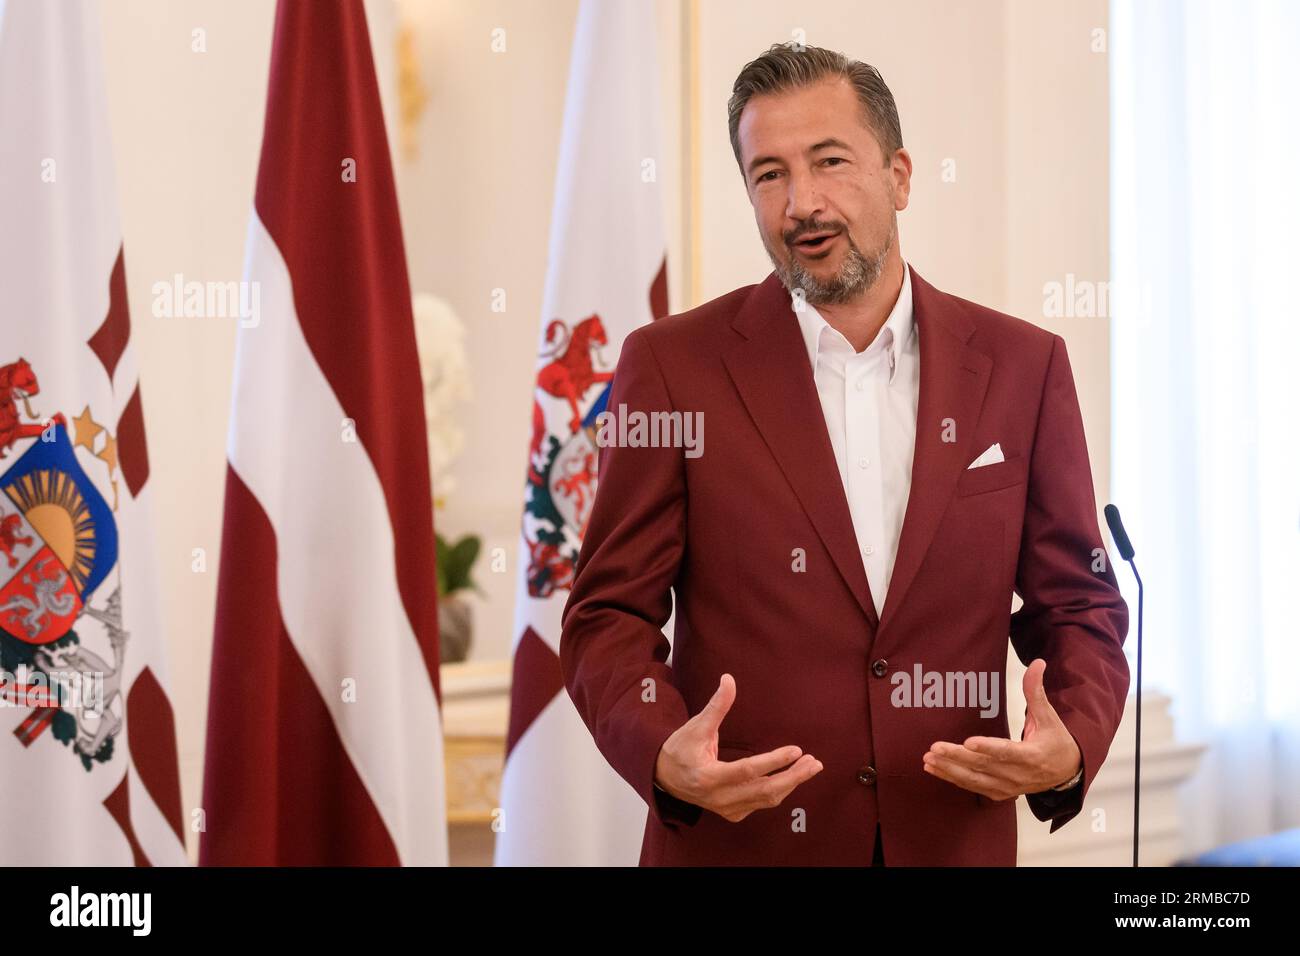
(1104, 504, 1134, 561)
(1105, 504, 1143, 867)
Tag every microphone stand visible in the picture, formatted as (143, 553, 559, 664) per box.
(1104, 504, 1142, 867)
(1128, 557, 1142, 868)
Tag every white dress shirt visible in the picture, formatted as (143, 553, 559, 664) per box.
(792, 261, 919, 617)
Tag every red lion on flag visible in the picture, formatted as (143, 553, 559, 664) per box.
(1, 359, 66, 458)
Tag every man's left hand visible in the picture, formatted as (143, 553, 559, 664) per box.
(921, 658, 1082, 800)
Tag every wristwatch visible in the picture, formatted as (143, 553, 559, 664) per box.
(1051, 766, 1083, 791)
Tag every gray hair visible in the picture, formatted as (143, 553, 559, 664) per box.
(727, 42, 903, 179)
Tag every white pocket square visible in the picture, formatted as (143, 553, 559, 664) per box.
(967, 442, 1005, 469)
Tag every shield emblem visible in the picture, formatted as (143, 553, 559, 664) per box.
(0, 423, 117, 645)
(547, 382, 611, 541)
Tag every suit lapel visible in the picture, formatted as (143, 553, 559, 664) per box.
(722, 271, 880, 627)
(877, 267, 991, 633)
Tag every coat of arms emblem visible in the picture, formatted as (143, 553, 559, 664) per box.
(522, 315, 613, 598)
(0, 357, 126, 770)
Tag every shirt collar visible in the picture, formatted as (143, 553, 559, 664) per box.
(794, 259, 914, 384)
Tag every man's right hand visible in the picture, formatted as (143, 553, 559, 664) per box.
(653, 673, 823, 823)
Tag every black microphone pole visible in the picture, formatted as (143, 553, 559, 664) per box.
(1104, 504, 1142, 868)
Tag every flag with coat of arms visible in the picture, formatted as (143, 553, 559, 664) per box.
(0, 0, 188, 866)
(495, 0, 673, 866)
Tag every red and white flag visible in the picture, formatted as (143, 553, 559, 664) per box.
(200, 0, 446, 865)
(496, 0, 671, 866)
(0, 0, 187, 865)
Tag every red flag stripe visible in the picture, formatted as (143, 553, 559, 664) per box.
(103, 774, 150, 867)
(251, 0, 439, 702)
(116, 382, 149, 497)
(650, 255, 668, 321)
(126, 667, 184, 844)
(505, 627, 564, 759)
(201, 466, 399, 865)
(87, 246, 131, 383)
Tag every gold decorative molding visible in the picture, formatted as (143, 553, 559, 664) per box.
(441, 659, 510, 826)
(684, 0, 701, 308)
(396, 20, 427, 163)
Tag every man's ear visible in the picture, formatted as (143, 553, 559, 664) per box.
(891, 147, 913, 211)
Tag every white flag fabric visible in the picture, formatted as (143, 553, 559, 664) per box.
(496, 0, 672, 866)
(0, 0, 188, 866)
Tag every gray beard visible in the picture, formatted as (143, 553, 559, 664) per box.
(768, 219, 896, 307)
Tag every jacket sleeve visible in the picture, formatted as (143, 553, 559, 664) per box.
(1010, 333, 1131, 833)
(559, 326, 701, 829)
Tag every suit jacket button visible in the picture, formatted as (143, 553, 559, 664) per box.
(857, 766, 878, 786)
(871, 658, 888, 677)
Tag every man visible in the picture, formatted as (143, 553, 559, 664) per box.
(559, 43, 1129, 866)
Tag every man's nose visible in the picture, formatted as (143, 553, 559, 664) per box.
(784, 171, 824, 224)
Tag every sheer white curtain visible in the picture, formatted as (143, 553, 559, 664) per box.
(1111, 0, 1300, 856)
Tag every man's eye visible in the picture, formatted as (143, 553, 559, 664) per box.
(756, 170, 778, 183)
(823, 157, 846, 167)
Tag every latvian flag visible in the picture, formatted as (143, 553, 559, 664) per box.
(200, 0, 447, 865)
(495, 0, 672, 866)
(0, 0, 187, 865)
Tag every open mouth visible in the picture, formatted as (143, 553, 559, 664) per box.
(793, 232, 839, 254)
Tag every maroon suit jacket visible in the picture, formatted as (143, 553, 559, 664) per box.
(559, 265, 1130, 866)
